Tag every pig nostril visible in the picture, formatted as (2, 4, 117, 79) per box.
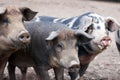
(69, 65, 80, 72)
(102, 38, 111, 41)
(27, 35, 29, 39)
(19, 35, 24, 39)
(19, 35, 30, 39)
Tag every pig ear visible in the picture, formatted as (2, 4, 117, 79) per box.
(20, 7, 38, 21)
(46, 31, 59, 41)
(105, 17, 120, 32)
(45, 31, 59, 46)
(0, 7, 6, 15)
(79, 16, 93, 31)
(75, 30, 94, 43)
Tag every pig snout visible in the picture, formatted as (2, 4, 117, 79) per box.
(18, 31, 31, 44)
(70, 60, 79, 68)
(97, 36, 112, 49)
(68, 60, 80, 72)
(101, 36, 111, 46)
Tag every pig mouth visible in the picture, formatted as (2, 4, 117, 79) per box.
(10, 39, 29, 50)
(96, 37, 112, 50)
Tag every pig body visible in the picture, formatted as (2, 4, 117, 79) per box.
(8, 21, 93, 80)
(0, 5, 37, 79)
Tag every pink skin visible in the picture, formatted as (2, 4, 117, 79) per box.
(96, 36, 112, 49)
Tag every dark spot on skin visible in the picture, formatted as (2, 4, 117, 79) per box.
(97, 26, 100, 29)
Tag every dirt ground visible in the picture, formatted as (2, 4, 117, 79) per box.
(1, 0, 120, 80)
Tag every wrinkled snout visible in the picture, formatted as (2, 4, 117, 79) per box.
(18, 31, 31, 44)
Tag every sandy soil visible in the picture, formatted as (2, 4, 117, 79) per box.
(1, 0, 120, 80)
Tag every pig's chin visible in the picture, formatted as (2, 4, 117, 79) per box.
(10, 39, 28, 50)
(0, 37, 21, 51)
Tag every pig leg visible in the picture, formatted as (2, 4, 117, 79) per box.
(34, 66, 50, 80)
(0, 59, 8, 80)
(53, 67, 64, 80)
(79, 63, 89, 80)
(19, 67, 27, 80)
(116, 42, 120, 52)
(7, 63, 16, 80)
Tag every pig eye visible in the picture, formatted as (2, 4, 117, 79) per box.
(2, 18, 9, 23)
(56, 43, 63, 52)
(85, 25, 93, 34)
(0, 17, 9, 26)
